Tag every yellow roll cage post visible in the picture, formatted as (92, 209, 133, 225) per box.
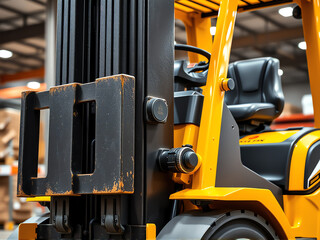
(172, 0, 320, 238)
(299, 0, 320, 128)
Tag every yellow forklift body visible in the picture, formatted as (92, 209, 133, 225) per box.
(171, 187, 295, 238)
(171, 0, 320, 238)
(17, 0, 320, 238)
(240, 130, 299, 145)
(284, 189, 320, 238)
(288, 130, 320, 191)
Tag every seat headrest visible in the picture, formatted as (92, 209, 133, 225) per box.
(226, 57, 285, 120)
(233, 58, 269, 92)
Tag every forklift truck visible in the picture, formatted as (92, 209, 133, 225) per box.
(13, 0, 320, 239)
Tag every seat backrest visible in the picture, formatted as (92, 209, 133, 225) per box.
(225, 57, 284, 117)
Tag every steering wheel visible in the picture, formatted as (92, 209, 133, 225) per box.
(174, 44, 211, 89)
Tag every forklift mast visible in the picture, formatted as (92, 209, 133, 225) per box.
(18, 0, 174, 238)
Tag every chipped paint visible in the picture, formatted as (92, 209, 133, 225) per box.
(91, 179, 134, 194)
(95, 74, 135, 89)
(49, 83, 79, 95)
(45, 188, 75, 196)
(17, 184, 27, 197)
(111, 181, 120, 192)
(45, 188, 54, 195)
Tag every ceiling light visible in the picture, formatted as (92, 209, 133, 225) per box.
(278, 7, 293, 17)
(210, 26, 216, 36)
(27, 81, 41, 89)
(278, 69, 283, 76)
(0, 50, 13, 59)
(298, 41, 307, 50)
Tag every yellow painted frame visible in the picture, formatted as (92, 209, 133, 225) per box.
(171, 187, 295, 239)
(298, 0, 320, 127)
(284, 188, 320, 238)
(174, 0, 238, 191)
(174, 8, 212, 185)
(19, 223, 37, 240)
(288, 130, 320, 191)
(172, 0, 320, 238)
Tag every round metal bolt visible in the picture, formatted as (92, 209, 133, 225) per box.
(146, 97, 168, 123)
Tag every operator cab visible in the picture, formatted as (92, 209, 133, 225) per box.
(225, 57, 285, 133)
(173, 45, 285, 133)
(173, 46, 292, 189)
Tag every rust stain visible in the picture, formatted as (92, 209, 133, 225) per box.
(17, 184, 27, 197)
(120, 74, 135, 89)
(91, 179, 128, 194)
(91, 189, 133, 195)
(22, 91, 36, 97)
(92, 188, 99, 194)
(45, 188, 54, 195)
(45, 188, 75, 196)
(95, 76, 109, 81)
(120, 75, 126, 88)
(50, 83, 79, 94)
(111, 181, 120, 192)
(63, 190, 74, 195)
(95, 74, 134, 89)
(95, 75, 115, 82)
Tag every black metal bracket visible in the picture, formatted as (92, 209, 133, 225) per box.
(101, 196, 124, 234)
(18, 74, 135, 196)
(51, 197, 71, 234)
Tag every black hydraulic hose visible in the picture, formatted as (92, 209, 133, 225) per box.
(171, 199, 179, 220)
(170, 184, 184, 220)
(88, 218, 98, 240)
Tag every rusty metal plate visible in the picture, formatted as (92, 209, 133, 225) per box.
(18, 74, 135, 196)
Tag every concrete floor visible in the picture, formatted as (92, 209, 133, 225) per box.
(0, 230, 13, 240)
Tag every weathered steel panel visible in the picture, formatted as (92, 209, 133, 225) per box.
(17, 75, 135, 196)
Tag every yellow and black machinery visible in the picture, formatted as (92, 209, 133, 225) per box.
(12, 0, 320, 239)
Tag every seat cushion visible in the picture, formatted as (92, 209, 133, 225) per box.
(228, 103, 276, 122)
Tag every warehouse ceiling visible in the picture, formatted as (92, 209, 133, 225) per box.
(0, 1, 307, 86)
(0, 0, 46, 76)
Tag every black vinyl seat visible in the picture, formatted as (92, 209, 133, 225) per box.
(225, 57, 284, 131)
(228, 103, 276, 122)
